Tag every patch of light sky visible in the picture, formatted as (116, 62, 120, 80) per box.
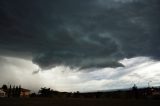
(0, 56, 160, 92)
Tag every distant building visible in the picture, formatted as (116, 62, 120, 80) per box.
(0, 89, 6, 97)
(20, 88, 31, 97)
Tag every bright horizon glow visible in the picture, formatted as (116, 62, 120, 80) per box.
(0, 56, 160, 92)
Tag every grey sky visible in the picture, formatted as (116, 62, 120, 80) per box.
(0, 0, 160, 91)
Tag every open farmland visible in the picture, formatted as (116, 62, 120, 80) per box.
(0, 98, 160, 106)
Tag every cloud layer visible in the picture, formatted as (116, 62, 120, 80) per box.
(0, 0, 160, 69)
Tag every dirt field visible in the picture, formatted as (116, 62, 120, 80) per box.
(0, 98, 160, 106)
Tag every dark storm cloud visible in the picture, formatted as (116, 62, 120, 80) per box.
(0, 0, 160, 69)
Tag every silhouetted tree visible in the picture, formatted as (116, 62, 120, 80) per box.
(73, 91, 80, 98)
(15, 86, 19, 97)
(1, 84, 8, 97)
(132, 84, 138, 99)
(8, 85, 11, 97)
(2, 84, 8, 91)
(18, 85, 21, 97)
(12, 85, 15, 97)
(30, 93, 37, 97)
(38, 87, 54, 97)
(7, 85, 21, 97)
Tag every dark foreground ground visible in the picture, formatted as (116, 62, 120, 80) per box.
(0, 98, 160, 106)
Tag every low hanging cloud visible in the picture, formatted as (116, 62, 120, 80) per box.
(0, 0, 160, 69)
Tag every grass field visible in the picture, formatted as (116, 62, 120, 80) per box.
(0, 98, 160, 106)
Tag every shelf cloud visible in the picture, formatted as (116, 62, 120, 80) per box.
(0, 0, 160, 69)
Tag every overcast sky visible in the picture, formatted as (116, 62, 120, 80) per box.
(0, 0, 160, 92)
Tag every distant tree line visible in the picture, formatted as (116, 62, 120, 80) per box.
(31, 85, 160, 99)
(1, 84, 21, 97)
(2, 84, 160, 99)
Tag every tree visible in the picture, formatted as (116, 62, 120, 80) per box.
(39, 87, 49, 97)
(38, 87, 56, 97)
(18, 85, 21, 97)
(12, 85, 15, 97)
(7, 85, 21, 97)
(132, 84, 138, 99)
(8, 85, 12, 97)
(2, 84, 8, 91)
(15, 86, 19, 97)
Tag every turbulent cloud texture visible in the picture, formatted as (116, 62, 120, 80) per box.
(0, 0, 160, 69)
